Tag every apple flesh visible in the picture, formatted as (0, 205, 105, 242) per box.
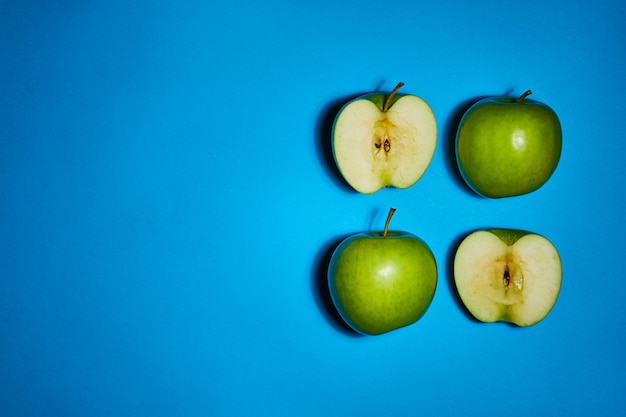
(327, 209, 437, 335)
(332, 82, 437, 194)
(453, 229, 561, 326)
(456, 90, 562, 198)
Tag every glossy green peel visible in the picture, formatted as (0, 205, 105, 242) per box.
(329, 232, 437, 335)
(328, 209, 437, 335)
(456, 93, 562, 198)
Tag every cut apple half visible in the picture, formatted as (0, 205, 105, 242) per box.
(453, 229, 562, 327)
(332, 84, 437, 194)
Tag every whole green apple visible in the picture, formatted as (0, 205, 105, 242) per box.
(332, 82, 437, 194)
(456, 90, 562, 198)
(327, 208, 437, 335)
(453, 228, 562, 326)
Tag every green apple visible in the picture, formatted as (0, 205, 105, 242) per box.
(453, 228, 562, 327)
(327, 208, 437, 335)
(332, 82, 437, 194)
(456, 90, 562, 198)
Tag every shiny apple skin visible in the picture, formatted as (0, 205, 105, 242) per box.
(456, 97, 562, 198)
(327, 231, 437, 335)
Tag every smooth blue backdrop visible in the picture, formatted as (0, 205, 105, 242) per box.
(2, 0, 625, 416)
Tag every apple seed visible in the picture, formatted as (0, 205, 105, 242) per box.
(373, 138, 390, 154)
(373, 120, 394, 156)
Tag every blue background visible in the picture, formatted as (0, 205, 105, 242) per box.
(2, 0, 625, 415)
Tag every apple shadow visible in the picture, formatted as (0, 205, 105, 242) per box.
(446, 230, 482, 324)
(311, 235, 363, 337)
(441, 96, 487, 198)
(315, 93, 368, 194)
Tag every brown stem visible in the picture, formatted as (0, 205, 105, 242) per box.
(515, 90, 533, 103)
(383, 207, 396, 238)
(383, 82, 405, 112)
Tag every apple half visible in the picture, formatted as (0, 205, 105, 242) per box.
(453, 229, 562, 327)
(332, 82, 437, 194)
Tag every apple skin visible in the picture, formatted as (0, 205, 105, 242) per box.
(453, 228, 562, 327)
(456, 93, 562, 198)
(328, 231, 437, 335)
(332, 85, 437, 194)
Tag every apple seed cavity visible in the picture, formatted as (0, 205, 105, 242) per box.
(371, 82, 406, 158)
(503, 266, 523, 294)
(373, 137, 391, 152)
(373, 124, 393, 157)
(503, 268, 510, 288)
(500, 256, 524, 302)
(374, 81, 404, 156)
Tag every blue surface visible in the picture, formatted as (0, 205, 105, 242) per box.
(2, 0, 625, 415)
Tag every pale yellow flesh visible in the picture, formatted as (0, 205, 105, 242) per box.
(453, 231, 562, 326)
(333, 95, 437, 194)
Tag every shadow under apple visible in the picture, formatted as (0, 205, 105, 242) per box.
(441, 96, 486, 198)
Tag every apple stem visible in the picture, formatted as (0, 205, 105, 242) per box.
(515, 90, 533, 103)
(383, 207, 396, 238)
(383, 82, 405, 112)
